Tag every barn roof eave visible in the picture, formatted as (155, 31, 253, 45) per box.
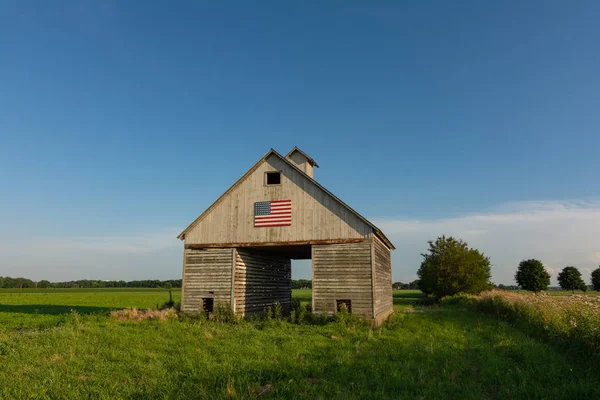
(272, 150, 394, 250)
(177, 148, 395, 250)
(177, 148, 278, 240)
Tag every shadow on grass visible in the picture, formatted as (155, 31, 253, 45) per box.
(0, 304, 115, 315)
(292, 294, 312, 304)
(393, 290, 425, 307)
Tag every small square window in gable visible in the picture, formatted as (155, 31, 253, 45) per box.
(266, 171, 281, 185)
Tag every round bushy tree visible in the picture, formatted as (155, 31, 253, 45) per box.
(557, 266, 587, 293)
(592, 267, 600, 292)
(515, 259, 551, 292)
(417, 236, 492, 298)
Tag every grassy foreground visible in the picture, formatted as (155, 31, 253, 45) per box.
(0, 289, 598, 399)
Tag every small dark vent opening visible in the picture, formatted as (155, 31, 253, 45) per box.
(202, 298, 214, 313)
(336, 299, 352, 313)
(266, 172, 281, 185)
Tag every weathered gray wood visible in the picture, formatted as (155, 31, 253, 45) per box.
(373, 236, 393, 322)
(181, 248, 233, 314)
(312, 242, 373, 318)
(233, 248, 291, 317)
(181, 152, 375, 246)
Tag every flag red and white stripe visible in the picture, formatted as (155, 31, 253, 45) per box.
(254, 200, 292, 227)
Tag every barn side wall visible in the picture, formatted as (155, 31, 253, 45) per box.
(181, 248, 233, 314)
(234, 249, 291, 316)
(373, 236, 393, 323)
(312, 241, 373, 318)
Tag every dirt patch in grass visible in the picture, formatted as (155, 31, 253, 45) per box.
(111, 308, 178, 322)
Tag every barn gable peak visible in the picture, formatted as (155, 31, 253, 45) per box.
(285, 146, 319, 178)
(177, 148, 394, 250)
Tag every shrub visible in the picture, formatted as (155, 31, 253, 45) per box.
(417, 236, 492, 298)
(213, 304, 237, 323)
(332, 303, 365, 329)
(515, 259, 551, 292)
(289, 299, 312, 324)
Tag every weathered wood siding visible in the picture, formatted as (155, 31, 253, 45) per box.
(233, 249, 291, 316)
(287, 151, 313, 178)
(312, 242, 373, 318)
(184, 154, 372, 245)
(181, 248, 233, 313)
(373, 236, 393, 320)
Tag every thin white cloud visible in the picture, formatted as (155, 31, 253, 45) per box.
(0, 229, 182, 281)
(373, 200, 600, 286)
(2, 200, 599, 285)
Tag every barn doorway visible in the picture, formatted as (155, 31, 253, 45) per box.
(235, 245, 311, 316)
(291, 258, 312, 310)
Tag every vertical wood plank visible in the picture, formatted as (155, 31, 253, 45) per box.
(370, 238, 377, 320)
(230, 248, 236, 313)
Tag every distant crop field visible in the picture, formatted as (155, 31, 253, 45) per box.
(546, 290, 600, 296)
(0, 288, 599, 398)
(505, 289, 600, 296)
(0, 288, 181, 331)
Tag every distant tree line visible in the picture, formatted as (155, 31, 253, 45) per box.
(0, 277, 316, 290)
(392, 280, 420, 290)
(496, 284, 520, 290)
(0, 277, 182, 289)
(291, 279, 312, 289)
(0, 277, 36, 289)
(515, 260, 600, 293)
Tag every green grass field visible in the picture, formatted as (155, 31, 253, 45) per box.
(0, 288, 598, 399)
(0, 288, 181, 331)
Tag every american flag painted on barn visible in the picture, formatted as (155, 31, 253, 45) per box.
(254, 200, 292, 227)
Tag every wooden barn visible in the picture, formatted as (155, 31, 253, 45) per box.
(178, 147, 395, 324)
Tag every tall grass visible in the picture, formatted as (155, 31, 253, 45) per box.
(446, 290, 600, 357)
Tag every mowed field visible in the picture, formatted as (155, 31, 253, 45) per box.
(0, 289, 599, 399)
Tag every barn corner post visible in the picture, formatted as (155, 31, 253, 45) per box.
(178, 147, 394, 323)
(230, 248, 236, 314)
(311, 244, 315, 313)
(371, 235, 394, 325)
(180, 240, 186, 312)
(370, 237, 377, 321)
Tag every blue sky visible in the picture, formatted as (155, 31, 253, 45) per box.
(1, 1, 599, 284)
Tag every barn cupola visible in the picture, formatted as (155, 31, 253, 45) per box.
(285, 146, 319, 178)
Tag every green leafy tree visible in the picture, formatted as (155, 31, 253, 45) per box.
(515, 259, 551, 292)
(557, 266, 587, 293)
(37, 280, 51, 288)
(417, 236, 492, 298)
(592, 267, 600, 292)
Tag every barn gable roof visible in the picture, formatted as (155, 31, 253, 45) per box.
(177, 148, 395, 250)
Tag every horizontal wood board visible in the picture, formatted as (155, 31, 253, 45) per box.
(312, 242, 374, 318)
